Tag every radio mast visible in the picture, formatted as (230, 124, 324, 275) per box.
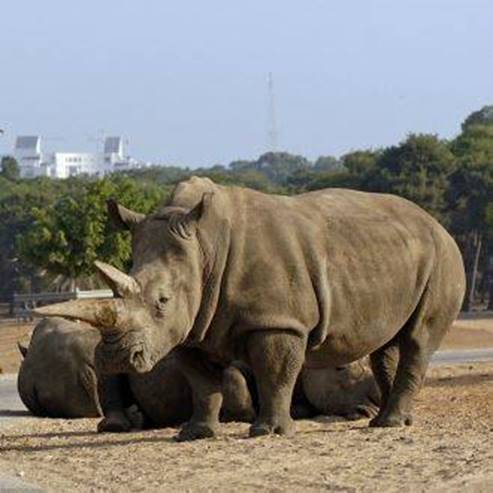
(267, 72, 278, 152)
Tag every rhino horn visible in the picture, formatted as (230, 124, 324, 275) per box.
(107, 199, 145, 232)
(32, 299, 125, 334)
(94, 261, 140, 297)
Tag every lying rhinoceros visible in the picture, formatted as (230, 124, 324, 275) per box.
(18, 317, 378, 428)
(36, 176, 464, 440)
(17, 317, 255, 428)
(17, 317, 102, 418)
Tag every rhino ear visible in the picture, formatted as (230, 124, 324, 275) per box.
(185, 192, 214, 225)
(107, 199, 145, 232)
(17, 342, 28, 358)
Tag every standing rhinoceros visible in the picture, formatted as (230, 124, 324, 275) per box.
(35, 177, 465, 440)
(18, 317, 377, 427)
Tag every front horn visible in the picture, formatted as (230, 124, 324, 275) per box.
(32, 299, 125, 334)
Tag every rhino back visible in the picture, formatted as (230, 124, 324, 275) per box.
(186, 184, 463, 364)
(18, 318, 102, 418)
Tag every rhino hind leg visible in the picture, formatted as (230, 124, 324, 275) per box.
(370, 270, 461, 428)
(247, 331, 306, 437)
(369, 340, 399, 413)
(221, 364, 256, 423)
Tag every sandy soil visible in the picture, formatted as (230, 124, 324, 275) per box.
(0, 362, 491, 492)
(0, 315, 492, 491)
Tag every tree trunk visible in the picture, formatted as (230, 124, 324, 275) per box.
(69, 277, 77, 293)
(487, 255, 493, 311)
(465, 233, 482, 312)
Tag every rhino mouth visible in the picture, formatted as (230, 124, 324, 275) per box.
(96, 335, 154, 375)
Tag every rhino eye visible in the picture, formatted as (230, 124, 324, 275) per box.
(155, 296, 169, 313)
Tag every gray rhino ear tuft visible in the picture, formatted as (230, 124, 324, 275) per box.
(17, 342, 28, 358)
(107, 199, 145, 232)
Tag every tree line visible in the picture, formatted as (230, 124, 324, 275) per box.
(1, 106, 491, 311)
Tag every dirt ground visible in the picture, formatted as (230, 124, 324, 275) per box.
(0, 315, 492, 491)
(0, 363, 491, 492)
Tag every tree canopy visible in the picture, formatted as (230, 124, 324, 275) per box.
(1, 106, 492, 310)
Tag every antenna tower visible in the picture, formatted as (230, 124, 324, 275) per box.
(267, 72, 278, 152)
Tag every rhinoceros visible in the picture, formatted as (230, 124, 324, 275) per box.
(18, 317, 377, 428)
(17, 317, 255, 428)
(36, 177, 465, 440)
(18, 317, 102, 418)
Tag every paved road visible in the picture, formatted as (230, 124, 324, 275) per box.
(0, 375, 43, 491)
(431, 348, 493, 366)
(0, 374, 28, 421)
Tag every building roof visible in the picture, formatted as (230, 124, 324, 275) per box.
(15, 136, 41, 151)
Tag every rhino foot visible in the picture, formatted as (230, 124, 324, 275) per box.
(97, 413, 132, 433)
(369, 413, 413, 428)
(343, 404, 379, 421)
(175, 421, 218, 442)
(124, 405, 146, 430)
(249, 418, 295, 438)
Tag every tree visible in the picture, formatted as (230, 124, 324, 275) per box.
(313, 155, 342, 172)
(462, 105, 493, 131)
(17, 177, 168, 290)
(1, 156, 20, 181)
(448, 112, 493, 310)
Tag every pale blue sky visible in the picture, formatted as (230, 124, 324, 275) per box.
(1, 0, 492, 167)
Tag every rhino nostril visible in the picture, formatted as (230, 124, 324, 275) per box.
(130, 348, 144, 368)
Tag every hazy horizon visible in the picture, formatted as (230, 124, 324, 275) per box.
(1, 0, 492, 167)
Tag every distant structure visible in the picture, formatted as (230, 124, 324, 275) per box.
(267, 72, 279, 152)
(13, 136, 44, 178)
(12, 135, 149, 179)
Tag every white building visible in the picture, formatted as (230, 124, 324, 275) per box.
(12, 135, 148, 179)
(51, 153, 100, 178)
(13, 136, 45, 178)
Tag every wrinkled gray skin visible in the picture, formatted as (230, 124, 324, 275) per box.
(18, 317, 102, 418)
(18, 318, 377, 427)
(35, 177, 465, 440)
(17, 317, 255, 427)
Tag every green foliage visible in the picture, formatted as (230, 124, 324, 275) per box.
(461, 105, 493, 131)
(0, 156, 20, 181)
(1, 105, 492, 309)
(15, 177, 168, 289)
(370, 134, 456, 222)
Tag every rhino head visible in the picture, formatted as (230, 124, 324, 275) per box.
(33, 193, 222, 375)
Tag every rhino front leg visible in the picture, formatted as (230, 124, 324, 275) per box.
(247, 331, 306, 438)
(175, 349, 223, 442)
(97, 374, 133, 433)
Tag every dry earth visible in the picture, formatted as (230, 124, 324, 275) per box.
(0, 315, 492, 492)
(0, 363, 491, 492)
